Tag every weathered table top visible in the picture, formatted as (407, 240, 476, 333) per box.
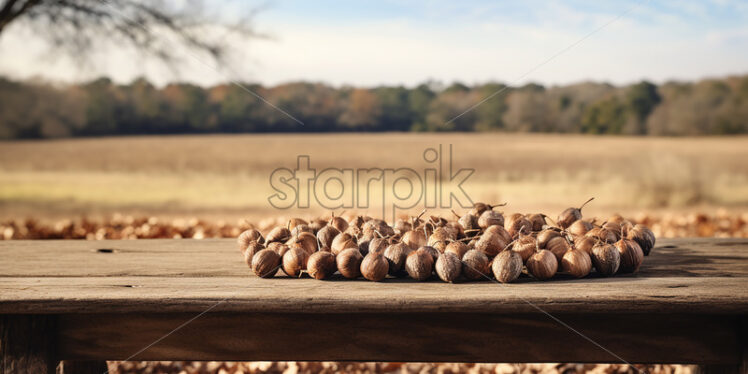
(0, 238, 747, 368)
(0, 238, 746, 314)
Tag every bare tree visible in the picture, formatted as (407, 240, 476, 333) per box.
(0, 0, 259, 66)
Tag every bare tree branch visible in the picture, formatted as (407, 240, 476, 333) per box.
(0, 0, 260, 68)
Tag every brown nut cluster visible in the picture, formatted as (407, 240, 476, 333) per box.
(238, 202, 656, 283)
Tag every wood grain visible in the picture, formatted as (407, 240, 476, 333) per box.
(0, 238, 746, 365)
(0, 238, 746, 278)
(0, 238, 746, 314)
(0, 276, 746, 314)
(57, 312, 739, 364)
(0, 315, 57, 374)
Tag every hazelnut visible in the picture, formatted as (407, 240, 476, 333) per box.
(336, 248, 363, 279)
(462, 249, 490, 281)
(361, 252, 389, 281)
(591, 243, 620, 276)
(492, 250, 523, 283)
(405, 247, 434, 281)
(282, 247, 310, 277)
(251, 249, 281, 278)
(307, 251, 337, 280)
(435, 252, 462, 283)
(527, 249, 558, 281)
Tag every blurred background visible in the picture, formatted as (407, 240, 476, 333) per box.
(0, 0, 747, 372)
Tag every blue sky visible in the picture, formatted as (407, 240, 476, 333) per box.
(0, 0, 746, 87)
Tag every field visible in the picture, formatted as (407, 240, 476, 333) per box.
(1, 133, 747, 224)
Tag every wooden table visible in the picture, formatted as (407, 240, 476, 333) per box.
(0, 238, 746, 373)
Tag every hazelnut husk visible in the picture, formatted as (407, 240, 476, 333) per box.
(586, 227, 618, 244)
(266, 226, 291, 243)
(428, 227, 454, 248)
(461, 249, 490, 281)
(405, 247, 434, 281)
(510, 234, 537, 263)
(282, 247, 310, 277)
(469, 202, 491, 217)
(627, 224, 655, 256)
(349, 215, 366, 229)
(492, 250, 523, 283)
(243, 241, 265, 267)
(308, 218, 328, 233)
(384, 242, 413, 276)
(478, 210, 504, 229)
(474, 232, 507, 257)
(557, 197, 594, 229)
(418, 245, 440, 263)
(290, 231, 318, 255)
(267, 242, 290, 258)
(345, 224, 363, 238)
(573, 235, 596, 255)
(561, 248, 592, 278)
(368, 236, 389, 255)
(607, 213, 626, 224)
(456, 212, 480, 236)
(307, 251, 337, 280)
(401, 229, 427, 250)
(567, 220, 593, 237)
(536, 228, 562, 248)
(445, 221, 465, 239)
(527, 249, 558, 280)
(361, 252, 389, 282)
(251, 248, 281, 278)
(546, 236, 571, 263)
(289, 224, 313, 238)
(526, 213, 546, 232)
(316, 225, 340, 251)
(435, 252, 462, 283)
(615, 238, 644, 273)
(331, 232, 358, 256)
(329, 214, 349, 233)
(602, 221, 622, 241)
(336, 248, 363, 279)
(591, 243, 621, 276)
(393, 219, 411, 235)
(238, 229, 264, 252)
(444, 241, 469, 259)
(288, 218, 308, 230)
(504, 213, 531, 238)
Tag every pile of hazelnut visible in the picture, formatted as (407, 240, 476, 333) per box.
(237, 199, 656, 283)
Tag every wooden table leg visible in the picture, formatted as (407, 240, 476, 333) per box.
(0, 315, 58, 374)
(58, 360, 109, 374)
(699, 317, 748, 374)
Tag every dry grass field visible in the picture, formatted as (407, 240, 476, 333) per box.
(1, 133, 747, 223)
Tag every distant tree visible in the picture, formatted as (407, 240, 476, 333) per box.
(408, 83, 435, 131)
(624, 81, 661, 134)
(473, 83, 508, 131)
(423, 90, 477, 131)
(339, 88, 381, 129)
(581, 97, 626, 134)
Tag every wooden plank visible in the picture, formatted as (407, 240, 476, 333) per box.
(0, 315, 57, 374)
(0, 276, 747, 314)
(0, 238, 746, 314)
(0, 238, 746, 278)
(57, 312, 740, 364)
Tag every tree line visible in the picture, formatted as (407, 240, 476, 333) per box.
(0, 74, 746, 139)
